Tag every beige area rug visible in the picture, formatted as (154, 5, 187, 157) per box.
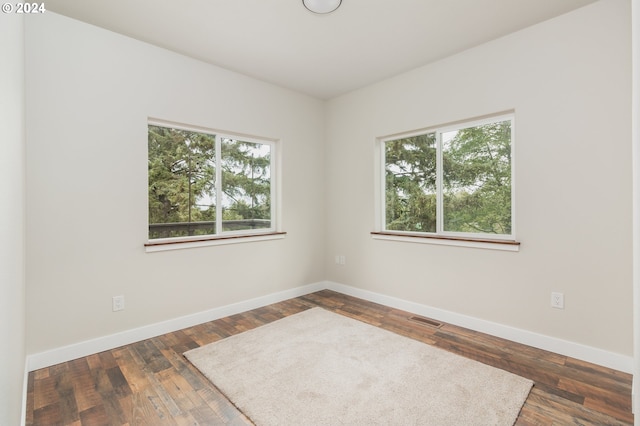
(184, 308, 533, 426)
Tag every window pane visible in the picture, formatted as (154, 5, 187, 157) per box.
(221, 138, 271, 232)
(385, 133, 437, 232)
(148, 126, 216, 239)
(442, 120, 511, 235)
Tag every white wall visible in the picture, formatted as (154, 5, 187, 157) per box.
(25, 12, 326, 354)
(325, 0, 632, 357)
(0, 13, 26, 426)
(23, 0, 633, 371)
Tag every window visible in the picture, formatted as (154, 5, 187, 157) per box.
(147, 121, 276, 242)
(381, 114, 514, 240)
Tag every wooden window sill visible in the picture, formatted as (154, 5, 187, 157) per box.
(371, 232, 520, 252)
(145, 232, 286, 253)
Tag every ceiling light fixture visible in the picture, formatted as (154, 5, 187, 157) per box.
(302, 0, 342, 14)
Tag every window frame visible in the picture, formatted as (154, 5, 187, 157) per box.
(146, 119, 280, 250)
(378, 113, 516, 244)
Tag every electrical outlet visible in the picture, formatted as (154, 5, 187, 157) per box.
(551, 292, 564, 309)
(335, 255, 346, 265)
(112, 295, 125, 312)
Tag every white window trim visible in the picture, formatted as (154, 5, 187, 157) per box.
(376, 112, 517, 250)
(146, 118, 281, 249)
(145, 232, 286, 253)
(370, 232, 519, 252)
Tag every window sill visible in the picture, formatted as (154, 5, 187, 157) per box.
(145, 232, 287, 253)
(370, 232, 520, 252)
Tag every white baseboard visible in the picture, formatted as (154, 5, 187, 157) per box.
(27, 281, 326, 371)
(20, 363, 28, 426)
(633, 379, 637, 415)
(27, 280, 633, 374)
(324, 281, 633, 373)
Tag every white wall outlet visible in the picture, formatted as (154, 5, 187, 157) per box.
(335, 255, 346, 265)
(112, 295, 125, 312)
(551, 292, 564, 309)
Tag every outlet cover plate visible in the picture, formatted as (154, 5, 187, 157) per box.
(551, 292, 564, 309)
(112, 295, 125, 312)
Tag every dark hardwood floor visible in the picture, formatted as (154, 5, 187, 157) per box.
(26, 290, 633, 425)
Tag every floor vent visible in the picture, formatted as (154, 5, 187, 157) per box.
(408, 315, 443, 328)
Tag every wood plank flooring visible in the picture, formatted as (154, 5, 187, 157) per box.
(26, 290, 633, 425)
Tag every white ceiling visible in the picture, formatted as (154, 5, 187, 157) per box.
(46, 0, 598, 99)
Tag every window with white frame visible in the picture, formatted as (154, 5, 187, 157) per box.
(148, 121, 276, 241)
(381, 114, 514, 239)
